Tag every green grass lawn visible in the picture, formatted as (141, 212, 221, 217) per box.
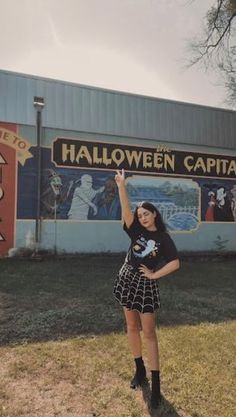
(0, 255, 235, 417)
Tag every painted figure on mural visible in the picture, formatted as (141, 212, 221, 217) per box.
(67, 174, 104, 220)
(214, 186, 234, 222)
(230, 185, 236, 221)
(204, 185, 234, 222)
(205, 191, 217, 221)
(41, 169, 73, 219)
(92, 177, 121, 220)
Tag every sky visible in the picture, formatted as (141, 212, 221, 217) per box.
(0, 0, 229, 109)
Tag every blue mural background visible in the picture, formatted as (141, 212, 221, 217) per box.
(126, 177, 200, 231)
(17, 147, 236, 229)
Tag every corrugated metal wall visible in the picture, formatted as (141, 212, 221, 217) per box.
(0, 69, 236, 149)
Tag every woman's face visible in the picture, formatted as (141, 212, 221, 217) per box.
(137, 207, 157, 231)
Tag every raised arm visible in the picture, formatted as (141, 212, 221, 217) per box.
(115, 169, 134, 228)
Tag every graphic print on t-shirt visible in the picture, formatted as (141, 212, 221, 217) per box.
(132, 235, 160, 259)
(124, 221, 178, 270)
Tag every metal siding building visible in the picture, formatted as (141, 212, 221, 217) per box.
(0, 69, 236, 256)
(1, 70, 236, 148)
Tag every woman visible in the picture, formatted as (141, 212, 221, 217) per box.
(113, 169, 180, 409)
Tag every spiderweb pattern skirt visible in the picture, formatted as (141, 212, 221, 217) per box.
(113, 263, 161, 314)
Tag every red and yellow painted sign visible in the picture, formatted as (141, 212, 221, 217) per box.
(0, 123, 33, 256)
(0, 126, 33, 166)
(0, 123, 34, 256)
(0, 123, 18, 256)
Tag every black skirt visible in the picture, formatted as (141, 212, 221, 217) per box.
(113, 262, 161, 314)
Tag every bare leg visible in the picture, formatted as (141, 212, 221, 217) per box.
(123, 307, 147, 388)
(140, 312, 161, 408)
(123, 307, 142, 358)
(139, 312, 159, 370)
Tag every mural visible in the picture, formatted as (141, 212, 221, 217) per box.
(17, 147, 121, 221)
(41, 169, 74, 219)
(17, 147, 202, 231)
(126, 176, 200, 231)
(199, 179, 236, 222)
(16, 143, 236, 230)
(40, 169, 121, 221)
(1, 126, 235, 257)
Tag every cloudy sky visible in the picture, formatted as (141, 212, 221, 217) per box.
(1, 0, 228, 108)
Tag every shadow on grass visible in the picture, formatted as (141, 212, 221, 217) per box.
(141, 381, 181, 417)
(0, 255, 235, 345)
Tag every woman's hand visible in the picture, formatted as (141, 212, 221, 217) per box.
(138, 264, 155, 279)
(115, 169, 125, 188)
(114, 168, 134, 227)
(139, 259, 180, 281)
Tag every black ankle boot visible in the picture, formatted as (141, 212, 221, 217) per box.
(150, 370, 161, 408)
(150, 393, 161, 409)
(130, 357, 147, 389)
(130, 367, 147, 389)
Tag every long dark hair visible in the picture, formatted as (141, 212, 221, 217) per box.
(134, 201, 166, 232)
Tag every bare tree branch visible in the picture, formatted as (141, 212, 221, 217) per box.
(205, 11, 236, 52)
(188, 0, 236, 107)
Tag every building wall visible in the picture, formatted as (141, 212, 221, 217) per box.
(0, 71, 235, 256)
(1, 69, 236, 149)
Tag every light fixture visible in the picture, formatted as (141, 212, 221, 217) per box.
(33, 96, 45, 109)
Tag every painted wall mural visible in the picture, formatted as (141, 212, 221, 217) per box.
(18, 148, 121, 221)
(41, 168, 121, 221)
(17, 140, 236, 231)
(198, 179, 236, 222)
(1, 130, 236, 256)
(126, 177, 200, 231)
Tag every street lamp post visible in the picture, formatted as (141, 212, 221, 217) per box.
(33, 96, 45, 251)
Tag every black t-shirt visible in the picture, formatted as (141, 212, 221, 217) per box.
(123, 220, 178, 270)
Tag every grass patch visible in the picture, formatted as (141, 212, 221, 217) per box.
(0, 255, 235, 416)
